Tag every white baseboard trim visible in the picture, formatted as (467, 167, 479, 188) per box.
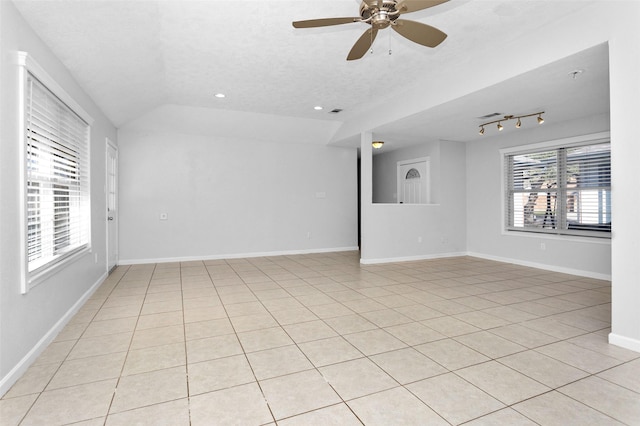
(0, 271, 107, 397)
(609, 333, 640, 353)
(361, 250, 610, 280)
(360, 252, 467, 265)
(467, 251, 611, 281)
(118, 246, 360, 266)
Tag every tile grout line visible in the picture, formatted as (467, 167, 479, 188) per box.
(103, 263, 157, 423)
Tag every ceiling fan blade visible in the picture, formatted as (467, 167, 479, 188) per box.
(347, 28, 379, 61)
(392, 19, 447, 47)
(292, 17, 360, 28)
(396, 0, 449, 14)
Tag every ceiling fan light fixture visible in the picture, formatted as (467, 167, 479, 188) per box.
(372, 140, 384, 149)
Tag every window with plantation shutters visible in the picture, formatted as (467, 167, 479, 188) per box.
(504, 136, 611, 238)
(18, 52, 92, 290)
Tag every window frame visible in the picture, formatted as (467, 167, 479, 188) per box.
(500, 132, 611, 240)
(17, 52, 94, 293)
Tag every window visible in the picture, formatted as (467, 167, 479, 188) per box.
(504, 135, 610, 238)
(18, 52, 92, 290)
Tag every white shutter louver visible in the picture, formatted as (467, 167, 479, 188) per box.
(25, 73, 90, 273)
(505, 140, 610, 238)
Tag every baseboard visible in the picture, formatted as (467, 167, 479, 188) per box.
(360, 252, 467, 265)
(467, 251, 611, 281)
(361, 250, 611, 280)
(609, 333, 640, 353)
(118, 246, 360, 266)
(0, 271, 107, 397)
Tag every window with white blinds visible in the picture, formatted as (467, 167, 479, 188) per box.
(23, 70, 90, 276)
(505, 139, 611, 238)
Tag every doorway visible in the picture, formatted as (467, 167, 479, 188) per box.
(397, 157, 430, 204)
(106, 138, 118, 273)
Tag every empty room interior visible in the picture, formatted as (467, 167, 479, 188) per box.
(1, 0, 639, 425)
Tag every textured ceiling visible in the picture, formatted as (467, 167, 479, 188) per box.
(13, 0, 609, 146)
(370, 42, 609, 147)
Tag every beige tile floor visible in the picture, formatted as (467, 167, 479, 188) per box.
(2, 252, 639, 425)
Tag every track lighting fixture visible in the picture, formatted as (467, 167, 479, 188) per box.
(478, 111, 545, 135)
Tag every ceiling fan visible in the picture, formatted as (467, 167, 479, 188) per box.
(292, 0, 449, 61)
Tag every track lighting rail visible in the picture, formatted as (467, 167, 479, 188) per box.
(479, 111, 545, 135)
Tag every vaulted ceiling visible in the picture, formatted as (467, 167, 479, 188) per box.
(13, 0, 609, 147)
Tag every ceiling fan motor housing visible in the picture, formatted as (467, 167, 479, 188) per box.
(360, 0, 401, 29)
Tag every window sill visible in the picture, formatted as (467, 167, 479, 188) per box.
(26, 246, 91, 292)
(501, 229, 611, 245)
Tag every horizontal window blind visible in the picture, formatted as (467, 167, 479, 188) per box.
(564, 143, 611, 232)
(505, 141, 611, 237)
(25, 72, 90, 273)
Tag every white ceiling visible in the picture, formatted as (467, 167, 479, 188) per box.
(12, 0, 610, 147)
(371, 42, 609, 148)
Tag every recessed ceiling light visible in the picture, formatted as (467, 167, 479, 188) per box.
(214, 93, 226, 98)
(314, 106, 323, 111)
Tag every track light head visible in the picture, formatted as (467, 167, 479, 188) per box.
(497, 122, 503, 131)
(479, 126, 485, 135)
(537, 114, 544, 124)
(516, 118, 522, 128)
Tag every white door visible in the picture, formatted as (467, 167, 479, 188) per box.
(106, 139, 118, 273)
(397, 158, 429, 204)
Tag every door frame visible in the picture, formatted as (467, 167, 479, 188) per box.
(397, 156, 430, 204)
(105, 137, 118, 273)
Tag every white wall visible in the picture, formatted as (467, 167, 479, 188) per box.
(607, 1, 640, 353)
(117, 109, 358, 263)
(466, 114, 611, 278)
(372, 142, 440, 204)
(0, 1, 117, 395)
(362, 137, 466, 263)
